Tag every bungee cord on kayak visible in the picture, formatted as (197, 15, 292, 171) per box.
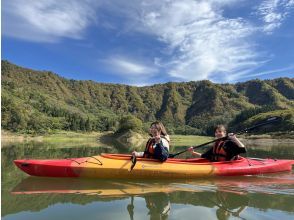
(65, 156, 103, 166)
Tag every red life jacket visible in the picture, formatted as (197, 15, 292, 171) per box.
(212, 140, 228, 162)
(143, 136, 169, 158)
(143, 138, 156, 158)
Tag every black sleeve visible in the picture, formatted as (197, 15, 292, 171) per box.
(201, 147, 213, 160)
(156, 141, 169, 152)
(154, 143, 169, 162)
(224, 140, 247, 156)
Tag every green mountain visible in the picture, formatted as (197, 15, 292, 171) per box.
(1, 60, 294, 134)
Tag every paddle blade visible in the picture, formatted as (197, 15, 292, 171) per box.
(239, 116, 283, 134)
(265, 116, 282, 122)
(128, 155, 137, 172)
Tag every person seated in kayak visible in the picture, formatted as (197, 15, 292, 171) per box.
(188, 125, 246, 161)
(132, 121, 170, 162)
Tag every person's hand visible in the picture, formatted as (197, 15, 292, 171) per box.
(154, 134, 161, 143)
(228, 133, 237, 141)
(188, 147, 194, 153)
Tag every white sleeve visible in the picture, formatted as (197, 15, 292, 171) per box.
(134, 151, 144, 157)
(161, 138, 170, 151)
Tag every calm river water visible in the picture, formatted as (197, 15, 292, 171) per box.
(1, 141, 294, 220)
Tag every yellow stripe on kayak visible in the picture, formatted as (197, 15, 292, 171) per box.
(72, 156, 216, 178)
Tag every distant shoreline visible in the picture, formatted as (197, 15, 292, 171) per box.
(2, 130, 294, 146)
(1, 130, 103, 143)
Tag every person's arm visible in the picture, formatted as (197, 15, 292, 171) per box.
(159, 138, 169, 151)
(228, 133, 245, 148)
(132, 151, 144, 157)
(133, 137, 155, 157)
(201, 147, 213, 160)
(188, 147, 201, 157)
(225, 134, 247, 155)
(153, 136, 169, 162)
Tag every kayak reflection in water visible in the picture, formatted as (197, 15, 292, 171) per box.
(132, 121, 170, 162)
(188, 124, 246, 162)
(127, 193, 171, 220)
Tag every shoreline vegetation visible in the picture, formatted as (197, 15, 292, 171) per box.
(2, 130, 294, 148)
(1, 130, 211, 147)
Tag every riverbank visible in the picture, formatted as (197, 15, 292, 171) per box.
(2, 130, 294, 148)
(1, 130, 212, 148)
(1, 130, 102, 142)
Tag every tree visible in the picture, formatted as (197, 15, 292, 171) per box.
(118, 115, 143, 132)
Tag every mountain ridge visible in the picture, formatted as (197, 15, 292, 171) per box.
(2, 60, 293, 134)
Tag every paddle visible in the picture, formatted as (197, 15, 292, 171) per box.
(127, 196, 134, 220)
(168, 116, 281, 158)
(129, 155, 137, 172)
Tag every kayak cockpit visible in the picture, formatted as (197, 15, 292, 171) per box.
(100, 153, 245, 165)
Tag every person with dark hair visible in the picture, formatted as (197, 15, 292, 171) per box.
(188, 125, 246, 161)
(132, 121, 170, 162)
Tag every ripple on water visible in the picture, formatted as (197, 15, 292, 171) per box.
(168, 172, 294, 196)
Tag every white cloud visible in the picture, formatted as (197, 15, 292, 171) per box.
(3, 0, 293, 83)
(128, 82, 152, 87)
(2, 0, 99, 42)
(135, 0, 260, 82)
(103, 0, 293, 82)
(237, 65, 294, 79)
(257, 0, 294, 34)
(101, 56, 158, 77)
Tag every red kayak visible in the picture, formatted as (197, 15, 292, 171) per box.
(14, 154, 294, 178)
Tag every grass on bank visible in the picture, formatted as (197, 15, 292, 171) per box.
(1, 130, 104, 144)
(171, 135, 212, 146)
(2, 130, 293, 148)
(2, 130, 212, 146)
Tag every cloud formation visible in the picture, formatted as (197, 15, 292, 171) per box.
(3, 0, 294, 83)
(138, 0, 259, 82)
(238, 65, 294, 79)
(257, 0, 294, 34)
(128, 0, 293, 82)
(101, 56, 158, 77)
(3, 0, 98, 42)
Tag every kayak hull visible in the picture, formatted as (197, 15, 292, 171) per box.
(14, 154, 294, 179)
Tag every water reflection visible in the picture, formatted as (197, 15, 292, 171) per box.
(5, 175, 294, 220)
(213, 191, 248, 220)
(11, 175, 294, 196)
(126, 194, 170, 220)
(127, 196, 135, 220)
(2, 142, 294, 220)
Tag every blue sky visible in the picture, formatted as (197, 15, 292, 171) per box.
(2, 0, 294, 86)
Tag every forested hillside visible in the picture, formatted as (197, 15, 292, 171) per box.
(2, 60, 294, 134)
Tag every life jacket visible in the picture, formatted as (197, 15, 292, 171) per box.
(143, 136, 170, 159)
(212, 140, 228, 162)
(143, 138, 156, 158)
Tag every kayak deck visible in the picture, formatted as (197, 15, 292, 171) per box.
(14, 154, 294, 178)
